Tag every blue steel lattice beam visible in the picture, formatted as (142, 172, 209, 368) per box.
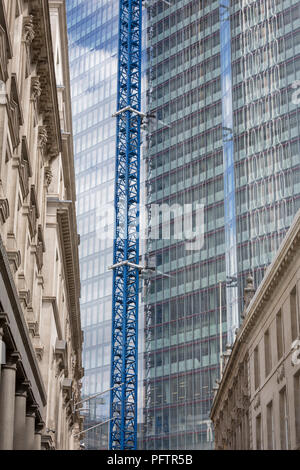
(109, 0, 142, 450)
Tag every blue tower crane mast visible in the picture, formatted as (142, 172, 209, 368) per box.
(109, 0, 143, 451)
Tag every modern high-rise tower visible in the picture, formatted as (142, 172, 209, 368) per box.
(143, 0, 300, 450)
(66, 0, 119, 449)
(66, 0, 147, 449)
(66, 0, 300, 450)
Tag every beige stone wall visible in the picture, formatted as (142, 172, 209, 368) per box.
(248, 248, 300, 450)
(0, 0, 83, 450)
(211, 210, 300, 450)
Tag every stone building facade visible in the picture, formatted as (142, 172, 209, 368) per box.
(0, 0, 83, 450)
(210, 210, 300, 450)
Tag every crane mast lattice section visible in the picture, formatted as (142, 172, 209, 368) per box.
(109, 0, 142, 451)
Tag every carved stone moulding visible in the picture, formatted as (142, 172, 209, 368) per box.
(253, 393, 260, 411)
(18, 289, 30, 308)
(62, 378, 73, 404)
(23, 16, 35, 45)
(7, 75, 23, 150)
(0, 26, 8, 83)
(38, 125, 48, 152)
(54, 339, 68, 377)
(0, 197, 9, 224)
(28, 185, 40, 240)
(7, 249, 21, 273)
(34, 341, 44, 361)
(27, 320, 38, 338)
(31, 76, 42, 101)
(44, 166, 53, 188)
(36, 225, 45, 272)
(276, 364, 285, 384)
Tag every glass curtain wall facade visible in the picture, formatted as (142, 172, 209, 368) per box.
(66, 0, 119, 449)
(67, 0, 147, 450)
(143, 0, 224, 450)
(232, 0, 300, 303)
(66, 0, 300, 451)
(143, 0, 300, 451)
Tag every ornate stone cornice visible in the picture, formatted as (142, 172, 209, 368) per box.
(240, 215, 300, 343)
(29, 0, 61, 161)
(49, 198, 82, 365)
(0, 236, 47, 410)
(211, 210, 300, 420)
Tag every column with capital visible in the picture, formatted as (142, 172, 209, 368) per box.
(0, 327, 3, 389)
(25, 405, 38, 450)
(0, 353, 20, 449)
(13, 381, 30, 450)
(0, 315, 9, 391)
(33, 422, 44, 450)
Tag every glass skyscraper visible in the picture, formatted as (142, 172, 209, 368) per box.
(66, 0, 300, 451)
(143, 0, 224, 450)
(233, 0, 300, 306)
(66, 0, 119, 449)
(143, 0, 300, 450)
(66, 0, 146, 449)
